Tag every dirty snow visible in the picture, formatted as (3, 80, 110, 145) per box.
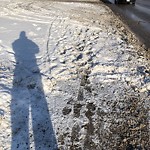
(0, 0, 149, 149)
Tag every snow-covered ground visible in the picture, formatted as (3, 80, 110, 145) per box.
(0, 0, 149, 149)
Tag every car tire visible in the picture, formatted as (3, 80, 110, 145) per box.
(115, 0, 119, 4)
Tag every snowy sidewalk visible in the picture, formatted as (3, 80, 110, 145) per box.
(0, 0, 149, 149)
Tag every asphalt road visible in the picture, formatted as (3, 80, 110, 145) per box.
(103, 0, 150, 49)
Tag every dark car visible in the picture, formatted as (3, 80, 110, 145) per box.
(115, 0, 136, 4)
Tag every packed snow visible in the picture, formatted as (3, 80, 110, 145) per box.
(0, 0, 149, 149)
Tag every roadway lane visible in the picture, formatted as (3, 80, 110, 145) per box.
(103, 0, 150, 49)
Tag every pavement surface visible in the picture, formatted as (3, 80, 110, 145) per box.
(104, 0, 150, 49)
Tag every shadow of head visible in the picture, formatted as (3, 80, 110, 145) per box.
(19, 31, 27, 39)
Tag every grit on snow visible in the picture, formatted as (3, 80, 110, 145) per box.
(0, 0, 149, 149)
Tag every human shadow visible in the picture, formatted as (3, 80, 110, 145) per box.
(11, 31, 57, 150)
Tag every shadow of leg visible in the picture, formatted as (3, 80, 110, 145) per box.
(11, 90, 30, 150)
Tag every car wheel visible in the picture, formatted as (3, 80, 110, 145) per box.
(115, 0, 119, 4)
